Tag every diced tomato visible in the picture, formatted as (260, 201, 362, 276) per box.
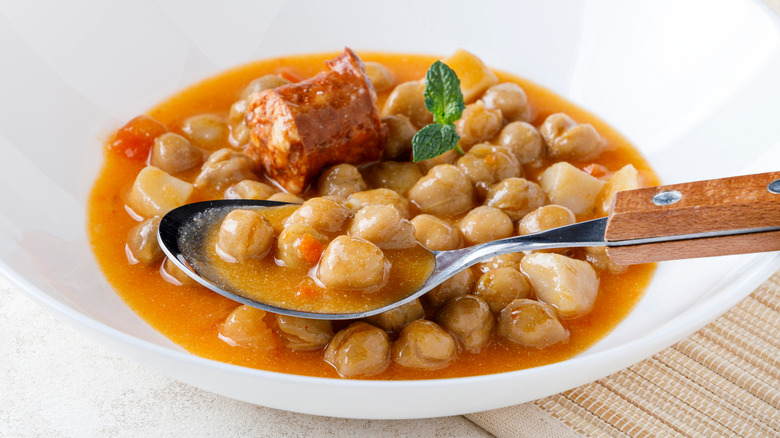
(296, 279, 321, 299)
(583, 163, 609, 178)
(298, 234, 325, 265)
(274, 68, 304, 83)
(108, 115, 167, 161)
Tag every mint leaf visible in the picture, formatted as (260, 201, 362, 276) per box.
(412, 61, 466, 162)
(412, 123, 460, 162)
(423, 61, 465, 124)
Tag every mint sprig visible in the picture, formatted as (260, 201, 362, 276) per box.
(412, 61, 465, 162)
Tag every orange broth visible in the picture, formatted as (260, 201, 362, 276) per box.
(88, 52, 658, 379)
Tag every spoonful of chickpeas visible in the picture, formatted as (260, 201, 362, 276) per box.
(158, 171, 780, 320)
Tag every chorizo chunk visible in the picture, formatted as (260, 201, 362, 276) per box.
(245, 49, 385, 194)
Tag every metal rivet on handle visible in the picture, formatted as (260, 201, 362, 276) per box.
(769, 179, 780, 194)
(652, 190, 682, 206)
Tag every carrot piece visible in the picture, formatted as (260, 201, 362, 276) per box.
(298, 234, 325, 265)
(108, 115, 167, 161)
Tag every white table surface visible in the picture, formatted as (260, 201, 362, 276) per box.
(0, 274, 491, 437)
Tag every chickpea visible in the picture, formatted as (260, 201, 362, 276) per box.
(216, 209, 274, 263)
(229, 123, 250, 147)
(324, 322, 391, 378)
(126, 217, 163, 265)
(267, 192, 305, 204)
(381, 115, 416, 160)
(393, 320, 457, 370)
(416, 149, 459, 174)
(150, 133, 201, 173)
(275, 223, 328, 269)
(364, 61, 395, 92)
(241, 74, 291, 99)
(459, 206, 513, 245)
(316, 164, 368, 199)
(364, 298, 424, 332)
(425, 267, 475, 307)
(497, 299, 569, 348)
(283, 197, 350, 234)
(540, 113, 604, 161)
(456, 144, 521, 195)
(474, 267, 532, 313)
(474, 253, 524, 274)
(348, 205, 416, 249)
(437, 295, 494, 353)
(181, 114, 229, 150)
(484, 177, 547, 221)
(518, 205, 576, 235)
(161, 257, 198, 286)
(408, 164, 474, 217)
(274, 314, 334, 351)
(345, 188, 411, 219)
(224, 180, 276, 200)
(317, 236, 388, 290)
(482, 82, 530, 123)
(521, 253, 600, 318)
(411, 214, 462, 251)
(229, 99, 248, 124)
(498, 122, 544, 165)
(219, 305, 277, 351)
(194, 148, 258, 192)
(455, 101, 503, 150)
(381, 80, 432, 128)
(361, 161, 422, 196)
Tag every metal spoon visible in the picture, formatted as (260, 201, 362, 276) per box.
(159, 171, 780, 320)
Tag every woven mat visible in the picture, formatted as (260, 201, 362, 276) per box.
(466, 269, 780, 437)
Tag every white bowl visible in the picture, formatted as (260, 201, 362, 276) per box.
(1, 0, 779, 419)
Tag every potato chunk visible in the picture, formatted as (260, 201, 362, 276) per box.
(521, 253, 600, 318)
(444, 49, 499, 103)
(393, 320, 457, 370)
(596, 164, 641, 215)
(216, 209, 275, 263)
(317, 236, 388, 290)
(127, 166, 193, 218)
(538, 162, 605, 215)
(497, 299, 569, 348)
(325, 322, 390, 378)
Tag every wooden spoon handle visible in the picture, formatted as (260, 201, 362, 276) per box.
(605, 171, 780, 264)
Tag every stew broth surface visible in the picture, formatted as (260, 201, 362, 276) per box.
(88, 52, 657, 379)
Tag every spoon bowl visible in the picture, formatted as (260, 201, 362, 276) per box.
(159, 172, 780, 319)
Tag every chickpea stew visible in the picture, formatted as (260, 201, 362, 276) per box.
(88, 50, 658, 379)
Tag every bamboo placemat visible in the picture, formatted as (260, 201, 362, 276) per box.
(466, 269, 780, 437)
